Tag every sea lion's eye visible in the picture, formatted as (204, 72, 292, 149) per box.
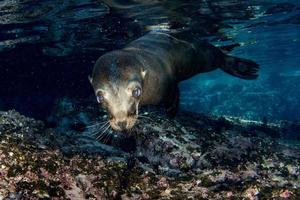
(96, 95, 104, 103)
(132, 87, 141, 98)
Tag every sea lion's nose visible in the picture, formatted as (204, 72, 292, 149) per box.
(117, 121, 127, 130)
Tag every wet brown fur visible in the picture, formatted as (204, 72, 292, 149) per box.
(90, 31, 259, 130)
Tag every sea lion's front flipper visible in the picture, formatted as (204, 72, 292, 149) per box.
(221, 56, 259, 80)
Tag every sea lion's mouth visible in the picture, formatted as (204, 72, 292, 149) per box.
(109, 115, 138, 131)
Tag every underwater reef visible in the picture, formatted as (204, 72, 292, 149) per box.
(0, 98, 300, 199)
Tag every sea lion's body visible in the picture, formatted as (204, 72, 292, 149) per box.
(123, 32, 195, 106)
(90, 31, 258, 131)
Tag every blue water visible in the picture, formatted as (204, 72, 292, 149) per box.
(180, 2, 300, 122)
(0, 0, 299, 123)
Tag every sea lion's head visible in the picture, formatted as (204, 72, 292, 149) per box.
(89, 52, 147, 131)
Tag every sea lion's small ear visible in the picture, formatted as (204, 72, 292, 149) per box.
(141, 69, 147, 79)
(88, 75, 93, 84)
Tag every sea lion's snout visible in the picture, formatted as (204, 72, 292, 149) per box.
(109, 108, 138, 131)
(117, 121, 127, 130)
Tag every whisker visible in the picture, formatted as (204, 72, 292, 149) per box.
(85, 118, 107, 125)
(89, 121, 109, 136)
(94, 125, 109, 140)
(99, 131, 110, 144)
(100, 121, 110, 130)
(86, 121, 107, 128)
(97, 124, 111, 141)
(86, 120, 108, 128)
(103, 130, 113, 144)
(85, 120, 98, 125)
(93, 122, 109, 132)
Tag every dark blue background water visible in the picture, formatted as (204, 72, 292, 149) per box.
(0, 0, 299, 122)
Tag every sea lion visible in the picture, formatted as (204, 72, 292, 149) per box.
(89, 31, 259, 131)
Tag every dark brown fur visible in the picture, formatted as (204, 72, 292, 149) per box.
(90, 31, 259, 130)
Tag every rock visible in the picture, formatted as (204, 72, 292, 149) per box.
(0, 107, 300, 199)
